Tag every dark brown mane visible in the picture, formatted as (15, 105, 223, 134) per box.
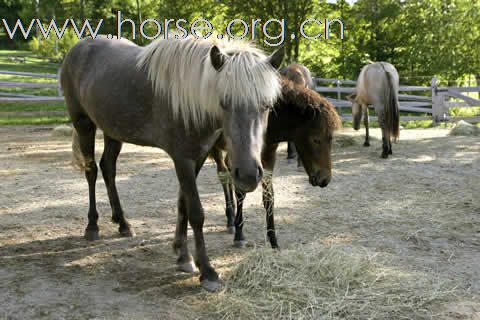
(277, 78, 342, 134)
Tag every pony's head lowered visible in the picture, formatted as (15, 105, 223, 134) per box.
(278, 79, 341, 187)
(137, 38, 284, 192)
(347, 92, 363, 130)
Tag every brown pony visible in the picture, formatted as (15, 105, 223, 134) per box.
(209, 79, 341, 248)
(279, 63, 316, 166)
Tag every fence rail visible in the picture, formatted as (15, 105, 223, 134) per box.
(0, 68, 479, 123)
(0, 69, 63, 103)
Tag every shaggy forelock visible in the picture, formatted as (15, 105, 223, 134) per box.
(278, 79, 342, 134)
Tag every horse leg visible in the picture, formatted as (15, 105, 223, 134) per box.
(262, 144, 278, 249)
(363, 106, 370, 147)
(263, 174, 278, 249)
(379, 112, 389, 158)
(210, 148, 236, 234)
(73, 116, 100, 240)
(173, 155, 207, 273)
(173, 157, 219, 291)
(388, 131, 393, 155)
(233, 189, 247, 248)
(287, 142, 297, 163)
(100, 135, 133, 237)
(174, 191, 195, 273)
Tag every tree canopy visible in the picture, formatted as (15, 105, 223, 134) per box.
(1, 0, 479, 84)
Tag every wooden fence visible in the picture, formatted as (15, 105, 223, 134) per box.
(1, 66, 479, 123)
(314, 77, 480, 123)
(0, 70, 63, 103)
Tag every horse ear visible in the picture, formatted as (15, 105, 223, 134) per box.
(210, 45, 228, 71)
(267, 47, 285, 70)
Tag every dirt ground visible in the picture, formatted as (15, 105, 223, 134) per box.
(0, 125, 479, 319)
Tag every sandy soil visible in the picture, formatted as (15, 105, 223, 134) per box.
(0, 125, 479, 319)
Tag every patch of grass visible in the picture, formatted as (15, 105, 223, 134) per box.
(449, 106, 480, 117)
(0, 50, 59, 74)
(401, 120, 434, 129)
(0, 115, 70, 125)
(0, 87, 59, 97)
(0, 73, 57, 83)
(0, 102, 65, 112)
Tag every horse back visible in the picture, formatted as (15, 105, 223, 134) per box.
(61, 38, 163, 146)
(356, 62, 399, 106)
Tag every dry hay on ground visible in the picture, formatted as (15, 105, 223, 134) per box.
(196, 241, 455, 319)
(51, 124, 73, 137)
(449, 120, 480, 136)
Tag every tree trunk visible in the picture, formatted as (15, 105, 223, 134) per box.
(135, 0, 143, 44)
(80, 0, 85, 20)
(476, 74, 480, 99)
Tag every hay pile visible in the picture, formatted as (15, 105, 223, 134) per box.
(449, 120, 480, 136)
(52, 124, 73, 136)
(200, 242, 456, 319)
(333, 133, 380, 148)
(333, 134, 357, 147)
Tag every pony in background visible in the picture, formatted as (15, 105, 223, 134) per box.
(279, 63, 315, 166)
(348, 62, 400, 158)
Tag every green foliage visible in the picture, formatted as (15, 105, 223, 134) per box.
(28, 29, 79, 62)
(1, 0, 479, 85)
(449, 107, 480, 117)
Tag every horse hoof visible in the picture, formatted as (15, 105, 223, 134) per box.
(381, 152, 389, 159)
(227, 226, 236, 234)
(201, 279, 220, 292)
(389, 150, 393, 155)
(84, 229, 99, 241)
(234, 240, 247, 248)
(119, 227, 134, 237)
(177, 261, 196, 273)
(363, 142, 370, 147)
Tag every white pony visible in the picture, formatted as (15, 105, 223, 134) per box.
(348, 62, 400, 158)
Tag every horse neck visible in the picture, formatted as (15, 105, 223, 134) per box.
(267, 102, 304, 143)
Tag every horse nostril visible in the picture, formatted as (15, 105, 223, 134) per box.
(257, 166, 263, 181)
(319, 179, 329, 188)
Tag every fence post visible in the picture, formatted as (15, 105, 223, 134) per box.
(431, 76, 447, 123)
(57, 67, 63, 97)
(336, 80, 341, 101)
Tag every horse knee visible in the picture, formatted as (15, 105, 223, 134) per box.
(84, 159, 97, 175)
(188, 211, 205, 228)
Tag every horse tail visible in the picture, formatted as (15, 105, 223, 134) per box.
(71, 128, 86, 170)
(383, 68, 400, 140)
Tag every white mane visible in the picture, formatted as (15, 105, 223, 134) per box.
(136, 37, 281, 129)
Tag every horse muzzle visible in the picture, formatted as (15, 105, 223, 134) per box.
(309, 172, 331, 188)
(233, 165, 263, 192)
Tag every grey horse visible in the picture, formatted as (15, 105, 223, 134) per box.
(61, 36, 284, 291)
(348, 62, 400, 158)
